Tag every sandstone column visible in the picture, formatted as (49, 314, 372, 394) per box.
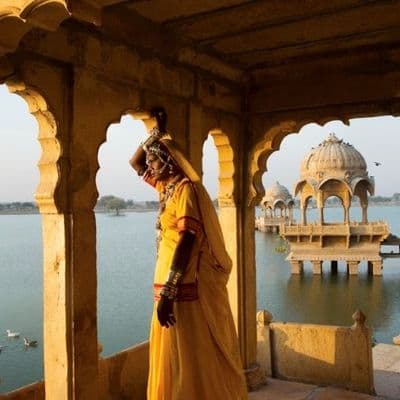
(372, 260, 383, 276)
(347, 261, 359, 275)
(311, 260, 322, 274)
(290, 260, 304, 274)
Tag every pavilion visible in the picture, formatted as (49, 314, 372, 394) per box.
(1, 1, 399, 398)
(281, 133, 390, 275)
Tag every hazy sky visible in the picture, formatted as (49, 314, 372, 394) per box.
(0, 83, 398, 202)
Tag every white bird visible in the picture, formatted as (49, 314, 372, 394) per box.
(6, 329, 20, 338)
(23, 337, 38, 347)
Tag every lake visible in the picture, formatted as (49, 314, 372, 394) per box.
(0, 206, 399, 393)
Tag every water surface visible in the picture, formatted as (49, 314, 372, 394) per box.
(0, 206, 399, 393)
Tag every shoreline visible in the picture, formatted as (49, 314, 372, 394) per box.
(0, 203, 398, 216)
(0, 209, 158, 216)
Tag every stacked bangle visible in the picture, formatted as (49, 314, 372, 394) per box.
(159, 271, 183, 301)
(160, 282, 179, 300)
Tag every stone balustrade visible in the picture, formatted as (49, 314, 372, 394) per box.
(0, 341, 149, 400)
(281, 222, 389, 237)
(256, 309, 374, 394)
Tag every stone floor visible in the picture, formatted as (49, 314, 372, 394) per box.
(249, 344, 400, 400)
(248, 379, 390, 400)
(373, 343, 400, 399)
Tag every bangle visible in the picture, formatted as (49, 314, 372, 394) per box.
(167, 270, 183, 286)
(160, 282, 178, 301)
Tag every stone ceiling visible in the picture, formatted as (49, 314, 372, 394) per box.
(2, 0, 400, 85)
(122, 0, 400, 79)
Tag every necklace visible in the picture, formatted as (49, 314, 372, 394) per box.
(155, 174, 182, 252)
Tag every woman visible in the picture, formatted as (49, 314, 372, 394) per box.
(130, 107, 248, 400)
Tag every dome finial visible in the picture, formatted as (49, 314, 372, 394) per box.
(326, 132, 341, 143)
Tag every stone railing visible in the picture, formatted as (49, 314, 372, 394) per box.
(281, 222, 388, 237)
(256, 310, 374, 394)
(0, 381, 44, 399)
(0, 341, 149, 400)
(99, 341, 149, 400)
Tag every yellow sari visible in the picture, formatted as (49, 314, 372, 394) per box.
(146, 138, 248, 400)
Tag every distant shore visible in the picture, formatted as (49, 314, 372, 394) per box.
(0, 202, 398, 216)
(0, 208, 158, 216)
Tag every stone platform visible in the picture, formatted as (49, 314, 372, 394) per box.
(248, 378, 389, 400)
(249, 343, 400, 400)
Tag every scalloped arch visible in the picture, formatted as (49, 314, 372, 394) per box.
(94, 109, 148, 204)
(318, 177, 352, 195)
(249, 116, 352, 207)
(0, 0, 70, 56)
(207, 129, 235, 205)
(5, 77, 61, 213)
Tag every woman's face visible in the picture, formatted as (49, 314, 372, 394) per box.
(146, 153, 169, 181)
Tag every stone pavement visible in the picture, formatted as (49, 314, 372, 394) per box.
(248, 378, 390, 400)
(373, 343, 400, 399)
(249, 343, 400, 400)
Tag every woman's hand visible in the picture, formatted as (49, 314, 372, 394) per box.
(157, 296, 176, 328)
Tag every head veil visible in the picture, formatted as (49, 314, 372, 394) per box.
(159, 135, 232, 274)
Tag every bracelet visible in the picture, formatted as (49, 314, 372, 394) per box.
(167, 270, 183, 286)
(160, 282, 178, 301)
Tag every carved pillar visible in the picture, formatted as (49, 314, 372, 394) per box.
(347, 261, 359, 275)
(220, 203, 265, 389)
(344, 206, 350, 224)
(290, 260, 304, 274)
(191, 108, 263, 389)
(11, 64, 102, 399)
(318, 206, 324, 225)
(361, 204, 368, 223)
(311, 260, 322, 275)
(301, 205, 307, 225)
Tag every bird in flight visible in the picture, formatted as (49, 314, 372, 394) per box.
(373, 162, 382, 166)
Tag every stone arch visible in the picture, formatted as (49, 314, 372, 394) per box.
(353, 178, 374, 197)
(206, 129, 235, 206)
(250, 121, 299, 207)
(303, 194, 318, 224)
(95, 109, 148, 196)
(323, 194, 345, 223)
(0, 76, 62, 395)
(0, 0, 70, 57)
(319, 178, 352, 197)
(249, 116, 352, 207)
(273, 199, 285, 217)
(4, 77, 61, 212)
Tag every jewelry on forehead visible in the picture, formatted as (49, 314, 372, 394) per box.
(147, 141, 169, 162)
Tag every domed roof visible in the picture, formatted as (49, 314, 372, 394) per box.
(295, 133, 374, 196)
(300, 133, 367, 178)
(261, 182, 294, 208)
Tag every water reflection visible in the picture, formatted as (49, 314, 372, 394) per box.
(256, 230, 400, 344)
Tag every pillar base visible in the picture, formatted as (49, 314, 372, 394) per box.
(312, 260, 322, 275)
(290, 260, 304, 274)
(372, 260, 383, 276)
(245, 363, 267, 391)
(347, 261, 359, 275)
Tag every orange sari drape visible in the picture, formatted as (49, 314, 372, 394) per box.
(146, 178, 248, 400)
